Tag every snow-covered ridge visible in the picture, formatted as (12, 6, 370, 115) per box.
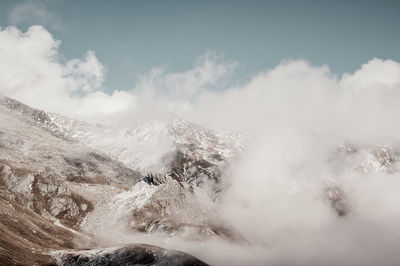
(0, 96, 244, 194)
(49, 114, 244, 170)
(48, 114, 245, 198)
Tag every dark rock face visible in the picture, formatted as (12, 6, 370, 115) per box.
(325, 186, 349, 216)
(153, 150, 227, 200)
(54, 245, 209, 266)
(168, 150, 221, 184)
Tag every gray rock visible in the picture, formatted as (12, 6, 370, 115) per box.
(56, 244, 209, 266)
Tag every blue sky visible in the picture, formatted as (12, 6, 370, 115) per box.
(0, 0, 399, 92)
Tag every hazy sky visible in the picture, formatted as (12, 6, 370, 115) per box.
(0, 0, 399, 91)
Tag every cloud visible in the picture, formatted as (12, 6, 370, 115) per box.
(198, 58, 400, 265)
(8, 1, 59, 30)
(133, 51, 237, 102)
(341, 58, 400, 91)
(0, 25, 237, 125)
(0, 25, 107, 115)
(2, 25, 400, 265)
(65, 50, 105, 93)
(137, 51, 236, 99)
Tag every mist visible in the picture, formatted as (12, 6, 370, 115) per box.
(2, 25, 400, 265)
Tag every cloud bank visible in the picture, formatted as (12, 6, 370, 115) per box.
(2, 25, 400, 265)
(2, 25, 400, 135)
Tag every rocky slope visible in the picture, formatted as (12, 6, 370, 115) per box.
(0, 96, 212, 265)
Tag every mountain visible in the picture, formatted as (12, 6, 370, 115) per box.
(0, 96, 242, 265)
(46, 109, 247, 242)
(48, 114, 244, 199)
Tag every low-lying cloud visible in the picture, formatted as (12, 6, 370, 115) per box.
(2, 25, 400, 265)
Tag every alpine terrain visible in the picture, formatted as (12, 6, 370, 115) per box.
(0, 96, 244, 265)
(1, 95, 399, 265)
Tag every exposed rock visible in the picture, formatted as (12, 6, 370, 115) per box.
(52, 244, 209, 266)
(0, 162, 92, 228)
(50, 197, 80, 218)
(325, 186, 349, 216)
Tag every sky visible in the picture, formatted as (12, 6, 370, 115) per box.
(0, 0, 399, 92)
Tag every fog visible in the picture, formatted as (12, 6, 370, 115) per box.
(2, 25, 400, 265)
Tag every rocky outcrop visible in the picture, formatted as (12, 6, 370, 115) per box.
(0, 161, 92, 229)
(52, 244, 209, 266)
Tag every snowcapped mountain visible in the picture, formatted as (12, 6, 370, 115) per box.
(0, 96, 242, 265)
(0, 96, 212, 265)
(0, 96, 142, 186)
(48, 113, 245, 199)
(46, 108, 247, 241)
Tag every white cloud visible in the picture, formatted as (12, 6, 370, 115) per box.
(0, 25, 109, 116)
(135, 51, 237, 99)
(65, 50, 105, 93)
(76, 90, 134, 117)
(341, 58, 400, 91)
(0, 26, 237, 125)
(9, 1, 59, 29)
